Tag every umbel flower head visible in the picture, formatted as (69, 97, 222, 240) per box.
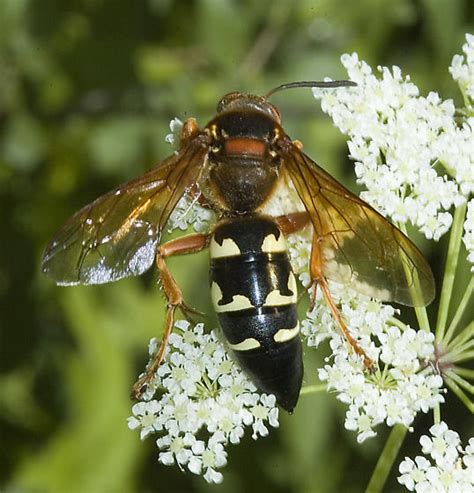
(306, 33, 473, 444)
(298, 282, 444, 443)
(128, 321, 279, 484)
(312, 53, 470, 241)
(398, 422, 474, 492)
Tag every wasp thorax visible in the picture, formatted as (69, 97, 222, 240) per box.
(209, 159, 279, 213)
(201, 109, 282, 214)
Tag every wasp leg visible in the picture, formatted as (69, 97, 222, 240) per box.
(180, 117, 201, 145)
(188, 182, 211, 209)
(275, 211, 372, 367)
(131, 232, 210, 399)
(274, 211, 311, 235)
(309, 234, 373, 369)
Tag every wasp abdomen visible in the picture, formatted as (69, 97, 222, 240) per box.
(210, 216, 303, 412)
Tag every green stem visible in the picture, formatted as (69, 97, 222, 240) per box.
(397, 223, 431, 332)
(443, 277, 474, 345)
(388, 317, 407, 330)
(446, 370, 474, 394)
(365, 425, 408, 493)
(445, 377, 474, 413)
(460, 87, 471, 110)
(300, 384, 327, 395)
(433, 404, 441, 424)
(444, 340, 474, 360)
(447, 350, 474, 363)
(436, 203, 467, 342)
(447, 321, 474, 351)
(454, 366, 474, 379)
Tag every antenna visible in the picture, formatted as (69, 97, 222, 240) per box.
(266, 80, 357, 99)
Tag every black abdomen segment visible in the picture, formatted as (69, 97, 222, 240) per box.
(209, 216, 303, 412)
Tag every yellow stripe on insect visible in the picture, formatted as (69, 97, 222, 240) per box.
(261, 232, 286, 253)
(211, 282, 254, 312)
(263, 272, 297, 306)
(264, 289, 295, 306)
(210, 237, 241, 258)
(273, 322, 300, 343)
(228, 337, 261, 351)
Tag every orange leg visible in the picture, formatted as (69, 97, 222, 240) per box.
(275, 211, 311, 235)
(309, 235, 373, 369)
(180, 117, 201, 145)
(279, 214, 372, 367)
(131, 232, 210, 399)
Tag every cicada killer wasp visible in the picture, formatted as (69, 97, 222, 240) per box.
(42, 81, 435, 412)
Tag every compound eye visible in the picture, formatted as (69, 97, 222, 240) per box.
(217, 92, 241, 113)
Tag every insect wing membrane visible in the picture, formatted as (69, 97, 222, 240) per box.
(42, 142, 208, 285)
(283, 146, 435, 307)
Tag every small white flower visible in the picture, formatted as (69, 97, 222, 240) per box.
(398, 455, 431, 491)
(127, 400, 162, 439)
(344, 406, 377, 443)
(261, 177, 306, 218)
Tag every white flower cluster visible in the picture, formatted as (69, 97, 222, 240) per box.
(450, 33, 474, 101)
(128, 321, 279, 484)
(167, 194, 214, 233)
(165, 118, 215, 233)
(312, 50, 472, 240)
(398, 422, 474, 492)
(464, 199, 474, 271)
(299, 282, 444, 443)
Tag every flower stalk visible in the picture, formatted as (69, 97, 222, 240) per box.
(397, 222, 431, 333)
(366, 425, 408, 493)
(443, 276, 474, 343)
(436, 202, 468, 342)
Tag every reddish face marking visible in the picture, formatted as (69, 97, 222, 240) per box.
(224, 138, 267, 157)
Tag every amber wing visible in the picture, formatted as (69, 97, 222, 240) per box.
(42, 140, 209, 285)
(282, 144, 435, 307)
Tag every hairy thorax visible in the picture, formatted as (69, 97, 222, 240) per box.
(199, 110, 283, 215)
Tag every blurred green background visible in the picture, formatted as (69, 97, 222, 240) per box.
(1, 1, 473, 492)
